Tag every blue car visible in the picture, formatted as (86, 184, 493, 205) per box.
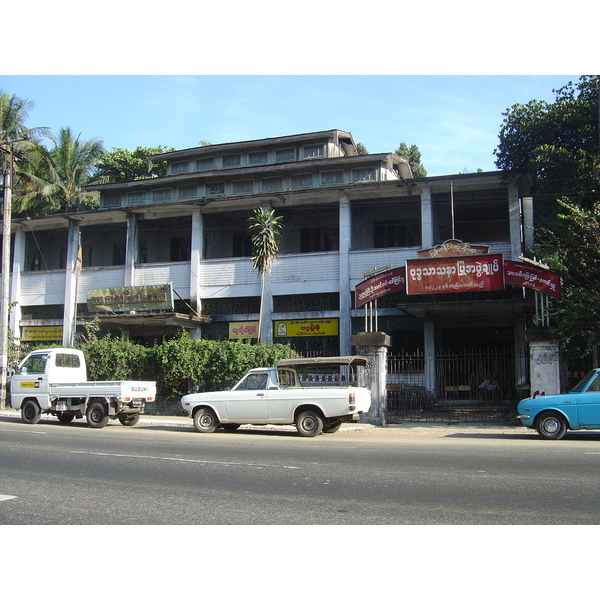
(517, 369, 600, 439)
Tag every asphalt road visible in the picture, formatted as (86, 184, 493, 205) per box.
(2, 412, 600, 525)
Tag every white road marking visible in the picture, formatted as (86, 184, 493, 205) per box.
(0, 495, 18, 502)
(70, 450, 299, 469)
(0, 428, 47, 435)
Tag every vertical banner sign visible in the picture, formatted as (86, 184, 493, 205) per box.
(406, 254, 504, 295)
(355, 267, 406, 308)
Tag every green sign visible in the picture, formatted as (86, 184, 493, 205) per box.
(87, 284, 174, 313)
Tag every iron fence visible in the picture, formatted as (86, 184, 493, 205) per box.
(387, 349, 528, 423)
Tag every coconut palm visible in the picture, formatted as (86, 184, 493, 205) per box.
(248, 207, 283, 342)
(20, 126, 104, 214)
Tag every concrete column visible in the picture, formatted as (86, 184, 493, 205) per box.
(526, 329, 561, 396)
(124, 213, 139, 287)
(9, 227, 25, 339)
(62, 221, 80, 347)
(190, 209, 203, 319)
(508, 183, 522, 260)
(259, 270, 273, 344)
(420, 185, 433, 249)
(339, 194, 351, 355)
(351, 331, 391, 426)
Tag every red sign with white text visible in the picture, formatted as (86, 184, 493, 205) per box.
(504, 260, 561, 299)
(406, 254, 504, 295)
(355, 266, 406, 308)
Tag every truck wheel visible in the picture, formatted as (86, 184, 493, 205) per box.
(322, 420, 342, 434)
(86, 402, 110, 428)
(21, 400, 41, 424)
(296, 410, 324, 437)
(57, 414, 75, 424)
(118, 414, 140, 426)
(193, 408, 218, 433)
(536, 412, 567, 440)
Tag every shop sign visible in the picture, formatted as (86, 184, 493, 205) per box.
(355, 266, 406, 308)
(406, 254, 504, 295)
(418, 239, 490, 258)
(87, 284, 174, 313)
(229, 322, 259, 339)
(504, 260, 561, 299)
(21, 325, 63, 342)
(275, 319, 338, 337)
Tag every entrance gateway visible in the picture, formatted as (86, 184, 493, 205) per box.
(354, 240, 562, 423)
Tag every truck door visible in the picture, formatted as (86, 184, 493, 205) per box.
(10, 353, 50, 408)
(225, 372, 269, 422)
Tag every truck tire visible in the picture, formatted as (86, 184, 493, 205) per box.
(193, 407, 219, 433)
(118, 413, 140, 426)
(86, 402, 110, 428)
(21, 399, 41, 424)
(296, 410, 324, 437)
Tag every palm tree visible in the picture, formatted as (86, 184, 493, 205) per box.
(248, 207, 283, 342)
(21, 127, 104, 214)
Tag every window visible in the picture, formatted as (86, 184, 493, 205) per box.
(236, 373, 269, 390)
(321, 171, 343, 185)
(171, 161, 189, 174)
(56, 353, 80, 369)
(206, 182, 225, 195)
(261, 177, 283, 192)
(301, 227, 338, 253)
(249, 151, 268, 165)
(20, 354, 48, 374)
(232, 180, 254, 194)
(352, 168, 377, 183)
(178, 185, 198, 199)
(232, 231, 252, 257)
(196, 157, 215, 171)
(374, 220, 420, 248)
(223, 154, 241, 168)
(275, 148, 295, 162)
(125, 191, 146, 206)
(303, 145, 324, 159)
(153, 188, 172, 202)
(291, 173, 313, 188)
(103, 195, 121, 208)
(170, 237, 191, 261)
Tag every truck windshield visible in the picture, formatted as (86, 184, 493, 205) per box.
(20, 354, 48, 375)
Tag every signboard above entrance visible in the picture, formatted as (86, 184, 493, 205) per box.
(87, 284, 174, 313)
(354, 266, 406, 308)
(504, 260, 561, 299)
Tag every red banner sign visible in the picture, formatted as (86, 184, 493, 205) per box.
(355, 266, 406, 308)
(504, 260, 561, 299)
(406, 254, 504, 295)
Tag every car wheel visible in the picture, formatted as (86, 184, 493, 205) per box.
(118, 413, 140, 426)
(322, 420, 342, 434)
(193, 408, 219, 433)
(296, 410, 324, 437)
(21, 399, 41, 424)
(86, 402, 110, 428)
(221, 423, 240, 431)
(57, 413, 75, 424)
(536, 412, 567, 440)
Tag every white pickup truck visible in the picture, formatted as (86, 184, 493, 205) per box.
(9, 348, 156, 428)
(181, 356, 372, 437)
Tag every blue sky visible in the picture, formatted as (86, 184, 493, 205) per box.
(1, 75, 579, 176)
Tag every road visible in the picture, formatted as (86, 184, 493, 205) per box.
(2, 412, 600, 525)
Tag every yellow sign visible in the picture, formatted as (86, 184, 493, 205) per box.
(275, 319, 338, 338)
(20, 381, 38, 388)
(229, 322, 259, 339)
(21, 326, 63, 342)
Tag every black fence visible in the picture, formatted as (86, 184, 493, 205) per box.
(387, 349, 528, 423)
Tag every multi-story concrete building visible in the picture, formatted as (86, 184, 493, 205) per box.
(7, 129, 541, 413)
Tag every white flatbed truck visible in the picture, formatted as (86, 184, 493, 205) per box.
(8, 348, 156, 428)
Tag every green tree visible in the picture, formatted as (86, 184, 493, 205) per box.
(396, 142, 427, 177)
(90, 145, 175, 183)
(248, 207, 283, 342)
(494, 76, 600, 360)
(20, 127, 105, 213)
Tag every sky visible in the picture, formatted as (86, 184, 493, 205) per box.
(0, 74, 581, 176)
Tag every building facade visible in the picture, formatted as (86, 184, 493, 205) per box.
(6, 129, 541, 409)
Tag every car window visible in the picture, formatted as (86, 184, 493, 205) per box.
(572, 371, 597, 393)
(586, 374, 600, 392)
(236, 373, 268, 390)
(20, 354, 48, 375)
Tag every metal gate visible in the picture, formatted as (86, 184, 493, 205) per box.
(387, 348, 528, 423)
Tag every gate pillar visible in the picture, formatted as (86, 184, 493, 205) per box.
(526, 328, 560, 396)
(351, 332, 392, 426)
